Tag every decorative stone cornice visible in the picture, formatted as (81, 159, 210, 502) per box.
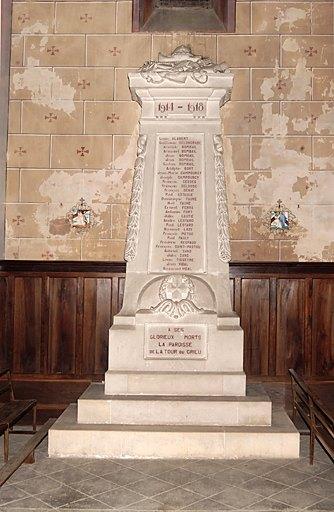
(139, 45, 230, 85)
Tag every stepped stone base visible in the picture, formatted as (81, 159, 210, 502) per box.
(49, 404, 299, 459)
(77, 383, 271, 426)
(105, 370, 246, 396)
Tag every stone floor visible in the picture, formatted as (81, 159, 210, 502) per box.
(0, 435, 333, 512)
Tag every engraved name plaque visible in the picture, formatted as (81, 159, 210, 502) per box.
(149, 133, 206, 273)
(144, 324, 207, 360)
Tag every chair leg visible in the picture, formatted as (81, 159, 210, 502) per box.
(309, 430, 315, 465)
(292, 404, 296, 424)
(3, 429, 9, 463)
(24, 451, 35, 464)
(32, 405, 37, 432)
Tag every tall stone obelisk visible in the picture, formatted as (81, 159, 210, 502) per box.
(49, 47, 299, 459)
(105, 45, 246, 397)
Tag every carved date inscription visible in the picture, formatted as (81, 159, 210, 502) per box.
(145, 324, 207, 360)
(155, 100, 206, 118)
(149, 134, 206, 273)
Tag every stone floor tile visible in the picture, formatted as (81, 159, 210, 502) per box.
(210, 487, 262, 508)
(111, 459, 139, 468)
(244, 497, 297, 510)
(318, 468, 334, 482)
(215, 459, 247, 469)
(0, 485, 29, 506)
(64, 458, 97, 467)
(4, 465, 40, 484)
(211, 468, 254, 486)
(96, 488, 145, 508)
(50, 467, 93, 485)
(155, 468, 200, 486)
(81, 460, 125, 476)
(294, 476, 334, 498)
(125, 475, 175, 497)
(68, 476, 119, 496)
(239, 460, 278, 476)
(305, 497, 334, 510)
(270, 488, 323, 509)
(312, 450, 333, 465)
(15, 475, 62, 495)
(102, 468, 146, 486)
(182, 476, 233, 497)
(240, 476, 288, 498)
(150, 487, 201, 509)
(59, 497, 111, 509)
(182, 497, 234, 510)
(184, 460, 226, 477)
(128, 460, 176, 476)
(285, 459, 331, 476)
(35, 485, 87, 508)
(124, 497, 166, 510)
(31, 458, 72, 475)
(263, 467, 309, 486)
(1, 496, 53, 509)
(300, 439, 333, 464)
(255, 459, 295, 468)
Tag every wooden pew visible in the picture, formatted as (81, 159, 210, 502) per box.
(0, 419, 55, 487)
(0, 369, 37, 462)
(289, 369, 334, 464)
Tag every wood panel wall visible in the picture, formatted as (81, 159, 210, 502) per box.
(0, 261, 333, 419)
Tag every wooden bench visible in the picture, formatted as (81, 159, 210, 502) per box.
(289, 368, 334, 464)
(0, 418, 55, 487)
(0, 369, 37, 463)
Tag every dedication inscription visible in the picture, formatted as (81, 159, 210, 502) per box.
(145, 324, 207, 360)
(149, 134, 206, 274)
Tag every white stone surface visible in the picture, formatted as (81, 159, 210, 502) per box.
(49, 404, 299, 459)
(104, 370, 246, 396)
(78, 383, 272, 426)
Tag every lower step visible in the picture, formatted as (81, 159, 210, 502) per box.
(105, 370, 246, 396)
(77, 383, 271, 426)
(49, 404, 299, 459)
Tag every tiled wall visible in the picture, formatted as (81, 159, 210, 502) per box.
(5, 0, 334, 261)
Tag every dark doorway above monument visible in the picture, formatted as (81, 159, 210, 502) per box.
(133, 0, 236, 32)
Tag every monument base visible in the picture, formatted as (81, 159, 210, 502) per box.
(77, 383, 272, 426)
(49, 401, 299, 459)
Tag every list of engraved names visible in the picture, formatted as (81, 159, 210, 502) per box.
(149, 134, 205, 273)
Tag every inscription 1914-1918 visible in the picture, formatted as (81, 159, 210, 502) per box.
(149, 134, 206, 274)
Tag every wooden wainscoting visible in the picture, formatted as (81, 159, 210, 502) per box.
(0, 261, 333, 420)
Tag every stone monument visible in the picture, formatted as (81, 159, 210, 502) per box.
(49, 46, 299, 459)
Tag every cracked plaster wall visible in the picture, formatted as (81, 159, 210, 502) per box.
(5, 0, 334, 261)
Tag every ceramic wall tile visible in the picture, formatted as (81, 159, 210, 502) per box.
(22, 101, 84, 134)
(217, 36, 279, 68)
(252, 2, 311, 34)
(251, 68, 312, 101)
(85, 101, 140, 135)
(8, 101, 21, 133)
(87, 35, 151, 66)
(282, 36, 333, 67)
(55, 2, 116, 34)
(12, 2, 54, 34)
(313, 69, 334, 100)
(311, 3, 333, 34)
(24, 35, 85, 66)
(7, 135, 50, 168)
(116, 1, 132, 34)
(51, 135, 113, 168)
(53, 68, 115, 100)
